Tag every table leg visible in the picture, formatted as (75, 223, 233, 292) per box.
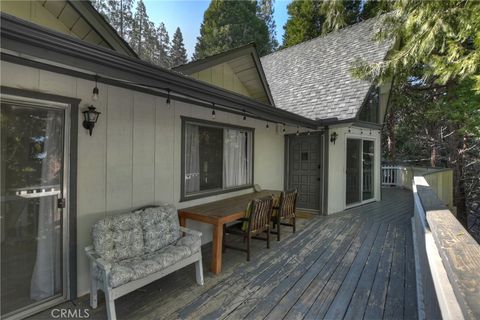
(212, 223, 223, 274)
(179, 215, 186, 227)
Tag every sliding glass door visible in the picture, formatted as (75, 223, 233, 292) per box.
(346, 138, 375, 206)
(1, 99, 68, 318)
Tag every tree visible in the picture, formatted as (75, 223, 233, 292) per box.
(282, 0, 324, 48)
(320, 0, 480, 231)
(153, 23, 171, 68)
(92, 0, 134, 41)
(193, 0, 271, 60)
(130, 0, 149, 57)
(257, 0, 279, 50)
(320, 0, 362, 34)
(170, 27, 188, 67)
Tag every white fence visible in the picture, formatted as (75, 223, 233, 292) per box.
(382, 165, 401, 186)
(381, 165, 413, 189)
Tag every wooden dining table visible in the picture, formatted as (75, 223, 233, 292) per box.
(178, 190, 280, 274)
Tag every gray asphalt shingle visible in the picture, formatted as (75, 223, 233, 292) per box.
(261, 17, 392, 121)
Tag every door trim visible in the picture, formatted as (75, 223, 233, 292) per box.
(284, 132, 324, 213)
(344, 134, 376, 209)
(1, 86, 79, 319)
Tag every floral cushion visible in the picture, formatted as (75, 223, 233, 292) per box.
(92, 212, 144, 262)
(176, 234, 201, 253)
(140, 205, 181, 253)
(97, 234, 201, 288)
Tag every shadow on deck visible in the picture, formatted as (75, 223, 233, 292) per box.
(32, 188, 417, 320)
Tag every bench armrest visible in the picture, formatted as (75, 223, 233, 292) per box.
(179, 226, 202, 238)
(85, 245, 111, 272)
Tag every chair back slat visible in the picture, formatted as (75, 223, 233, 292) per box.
(279, 189, 298, 219)
(249, 196, 273, 233)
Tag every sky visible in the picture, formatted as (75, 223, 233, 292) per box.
(143, 0, 291, 59)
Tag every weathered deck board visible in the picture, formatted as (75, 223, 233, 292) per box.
(30, 188, 417, 320)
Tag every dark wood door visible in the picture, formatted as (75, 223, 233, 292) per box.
(287, 134, 322, 211)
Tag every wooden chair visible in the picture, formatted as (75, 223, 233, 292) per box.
(271, 189, 298, 241)
(222, 196, 273, 261)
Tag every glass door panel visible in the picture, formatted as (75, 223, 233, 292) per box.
(1, 102, 65, 317)
(362, 140, 374, 201)
(346, 139, 361, 204)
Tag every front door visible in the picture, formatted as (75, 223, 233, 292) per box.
(1, 98, 69, 319)
(286, 133, 322, 211)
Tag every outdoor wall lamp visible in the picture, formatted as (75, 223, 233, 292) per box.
(330, 131, 338, 144)
(82, 105, 101, 136)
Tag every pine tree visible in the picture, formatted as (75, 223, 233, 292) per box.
(282, 0, 324, 48)
(131, 0, 150, 59)
(193, 0, 271, 60)
(155, 23, 171, 68)
(92, 0, 134, 41)
(323, 0, 480, 229)
(257, 0, 278, 51)
(170, 27, 188, 67)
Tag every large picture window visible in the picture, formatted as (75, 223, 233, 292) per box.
(182, 119, 253, 200)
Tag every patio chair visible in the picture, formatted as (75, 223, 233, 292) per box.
(271, 189, 298, 241)
(222, 196, 273, 261)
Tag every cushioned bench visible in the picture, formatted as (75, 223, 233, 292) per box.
(85, 204, 203, 320)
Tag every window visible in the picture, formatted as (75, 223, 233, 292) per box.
(359, 88, 379, 123)
(183, 119, 253, 199)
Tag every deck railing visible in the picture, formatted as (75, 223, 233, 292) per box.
(381, 165, 413, 189)
(412, 171, 480, 320)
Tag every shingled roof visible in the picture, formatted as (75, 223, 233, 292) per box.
(260, 17, 392, 122)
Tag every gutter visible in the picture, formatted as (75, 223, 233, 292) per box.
(0, 13, 318, 129)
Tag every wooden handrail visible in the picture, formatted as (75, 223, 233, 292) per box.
(413, 176, 480, 320)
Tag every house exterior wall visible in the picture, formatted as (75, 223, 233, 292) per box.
(1, 1, 78, 39)
(0, 60, 304, 297)
(190, 63, 251, 97)
(327, 125, 382, 214)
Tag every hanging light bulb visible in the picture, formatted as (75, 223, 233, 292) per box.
(242, 110, 246, 120)
(282, 123, 286, 133)
(266, 122, 269, 128)
(307, 130, 311, 136)
(296, 126, 300, 136)
(211, 103, 216, 119)
(166, 89, 171, 106)
(92, 75, 99, 101)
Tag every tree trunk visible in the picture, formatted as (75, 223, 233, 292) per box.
(430, 145, 437, 167)
(446, 80, 467, 227)
(386, 104, 396, 163)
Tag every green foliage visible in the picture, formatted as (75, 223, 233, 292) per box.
(170, 27, 188, 67)
(320, 0, 362, 34)
(93, 0, 181, 68)
(193, 0, 271, 60)
(257, 0, 279, 50)
(282, 0, 324, 48)
(353, 1, 480, 90)
(282, 0, 365, 48)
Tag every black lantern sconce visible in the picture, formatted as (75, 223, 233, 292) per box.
(330, 131, 338, 144)
(82, 105, 101, 136)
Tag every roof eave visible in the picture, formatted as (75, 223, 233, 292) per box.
(0, 13, 315, 128)
(174, 43, 276, 106)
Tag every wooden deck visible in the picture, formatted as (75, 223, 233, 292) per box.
(32, 188, 417, 320)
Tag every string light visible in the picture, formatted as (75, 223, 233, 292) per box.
(92, 75, 99, 101)
(266, 122, 269, 128)
(166, 89, 171, 106)
(243, 110, 246, 120)
(282, 123, 286, 133)
(211, 103, 216, 119)
(296, 126, 300, 136)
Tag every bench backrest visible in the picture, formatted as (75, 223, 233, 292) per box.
(92, 204, 180, 262)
